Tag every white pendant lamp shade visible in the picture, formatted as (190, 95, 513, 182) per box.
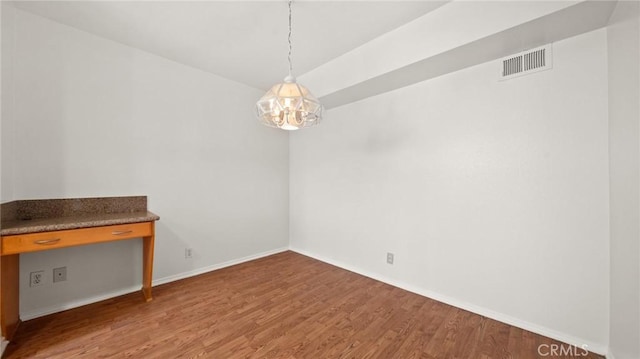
(256, 0, 322, 130)
(256, 75, 322, 130)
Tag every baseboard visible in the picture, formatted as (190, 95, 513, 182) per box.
(152, 246, 289, 286)
(16, 245, 611, 356)
(1, 336, 8, 357)
(290, 247, 608, 356)
(20, 246, 289, 321)
(21, 285, 142, 321)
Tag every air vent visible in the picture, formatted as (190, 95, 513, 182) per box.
(500, 44, 552, 80)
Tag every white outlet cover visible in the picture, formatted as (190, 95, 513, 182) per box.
(30, 271, 45, 287)
(53, 267, 67, 283)
(387, 253, 394, 264)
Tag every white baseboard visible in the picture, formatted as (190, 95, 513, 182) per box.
(20, 247, 289, 321)
(290, 247, 609, 356)
(152, 246, 289, 286)
(1, 336, 8, 356)
(21, 285, 142, 321)
(16, 246, 612, 357)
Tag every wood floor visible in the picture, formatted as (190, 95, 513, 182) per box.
(5, 251, 603, 359)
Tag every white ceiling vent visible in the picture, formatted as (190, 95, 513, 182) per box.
(500, 44, 552, 80)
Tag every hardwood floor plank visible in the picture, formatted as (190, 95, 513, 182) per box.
(4, 251, 604, 359)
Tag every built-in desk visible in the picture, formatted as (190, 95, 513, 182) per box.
(0, 196, 160, 341)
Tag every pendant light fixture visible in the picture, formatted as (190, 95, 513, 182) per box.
(256, 0, 323, 130)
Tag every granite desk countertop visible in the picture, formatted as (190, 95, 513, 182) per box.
(0, 211, 160, 236)
(0, 196, 160, 236)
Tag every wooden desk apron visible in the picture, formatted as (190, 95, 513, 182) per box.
(2, 222, 153, 254)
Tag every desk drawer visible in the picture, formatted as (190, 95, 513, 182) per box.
(1, 222, 153, 255)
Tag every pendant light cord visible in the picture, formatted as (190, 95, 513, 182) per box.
(287, 0, 293, 77)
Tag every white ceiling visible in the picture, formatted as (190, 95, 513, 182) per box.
(11, 1, 448, 91)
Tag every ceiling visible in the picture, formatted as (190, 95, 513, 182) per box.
(11, 1, 448, 91)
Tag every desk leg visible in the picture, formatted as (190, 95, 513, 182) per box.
(1, 254, 21, 340)
(142, 227, 155, 302)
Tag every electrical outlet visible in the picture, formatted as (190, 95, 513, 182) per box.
(53, 267, 67, 283)
(30, 271, 44, 287)
(185, 248, 193, 259)
(387, 252, 394, 265)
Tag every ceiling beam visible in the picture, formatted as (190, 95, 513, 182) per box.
(299, 1, 616, 110)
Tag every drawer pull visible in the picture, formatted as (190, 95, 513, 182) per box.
(111, 230, 133, 236)
(34, 238, 61, 245)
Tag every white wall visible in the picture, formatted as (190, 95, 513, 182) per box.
(607, 1, 640, 358)
(0, 2, 16, 353)
(5, 8, 289, 318)
(1, 1, 15, 203)
(291, 29, 610, 352)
